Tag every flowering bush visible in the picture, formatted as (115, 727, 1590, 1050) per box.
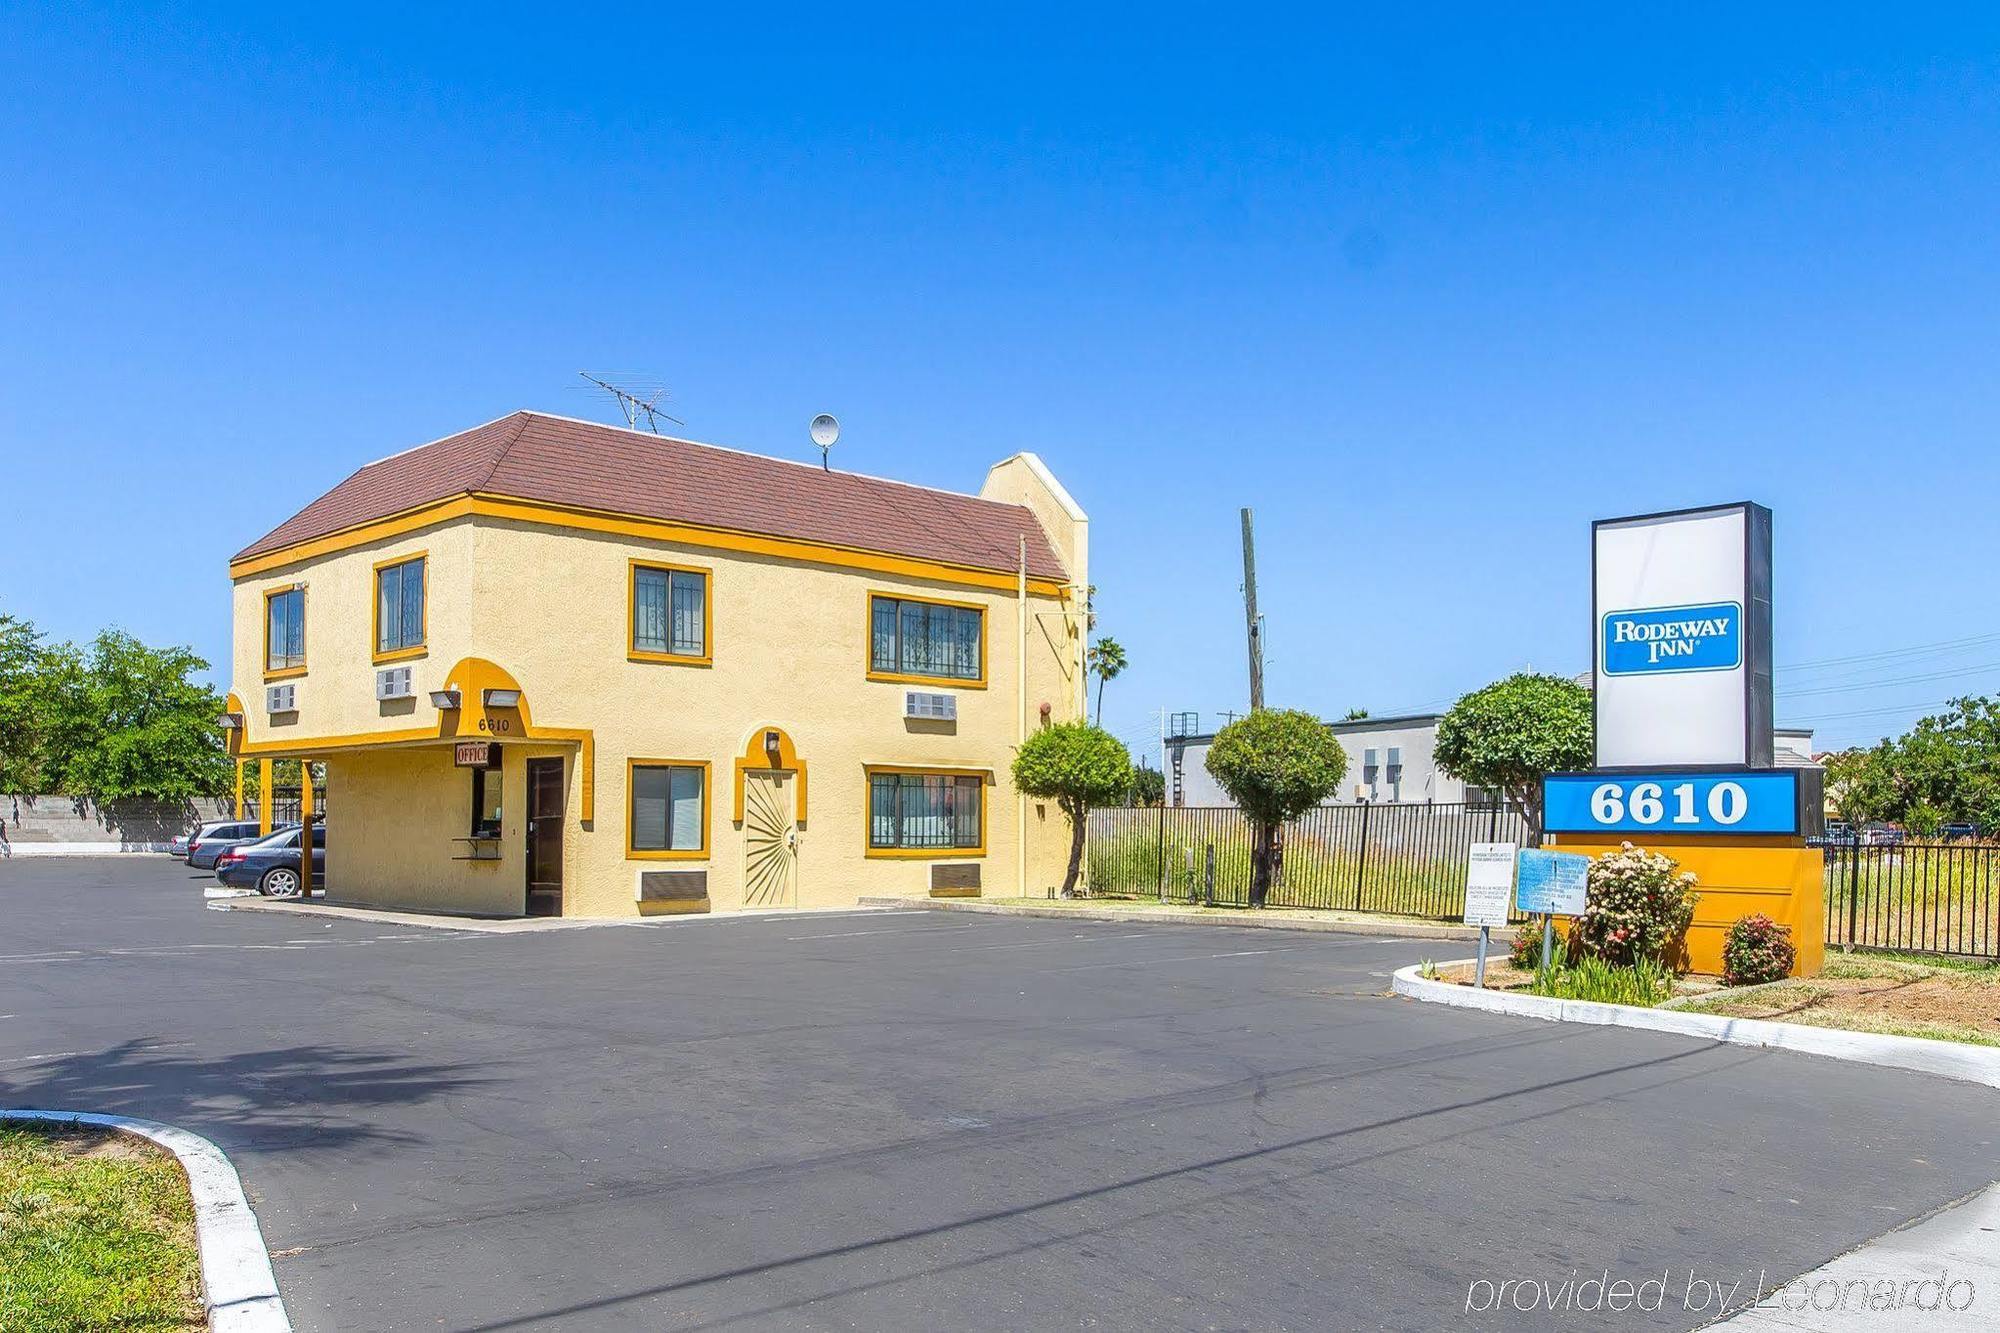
(1510, 920, 1568, 970)
(1721, 914, 1796, 986)
(1576, 843, 1698, 966)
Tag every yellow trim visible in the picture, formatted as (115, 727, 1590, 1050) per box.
(627, 558, 713, 666)
(229, 491, 1069, 598)
(865, 591, 990, 690)
(262, 584, 307, 679)
(626, 758, 712, 860)
(371, 551, 429, 664)
(231, 656, 596, 822)
(730, 726, 808, 823)
(862, 764, 989, 859)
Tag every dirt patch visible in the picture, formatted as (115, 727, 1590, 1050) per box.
(1683, 957, 2000, 1047)
(31, 1124, 162, 1165)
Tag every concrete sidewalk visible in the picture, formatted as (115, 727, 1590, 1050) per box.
(861, 894, 1495, 941)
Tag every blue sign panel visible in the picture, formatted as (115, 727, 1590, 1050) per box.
(1600, 601, 1743, 676)
(1542, 770, 1801, 837)
(1515, 850, 1589, 915)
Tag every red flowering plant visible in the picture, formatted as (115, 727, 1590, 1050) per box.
(1721, 914, 1796, 986)
(1575, 843, 1699, 967)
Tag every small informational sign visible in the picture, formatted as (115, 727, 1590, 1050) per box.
(1542, 770, 1803, 837)
(1462, 842, 1516, 927)
(1593, 503, 1772, 769)
(453, 740, 494, 768)
(1515, 849, 1589, 916)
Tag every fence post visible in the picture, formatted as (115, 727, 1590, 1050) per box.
(1204, 843, 1215, 907)
(1156, 802, 1166, 900)
(1845, 838, 1861, 949)
(1352, 801, 1372, 912)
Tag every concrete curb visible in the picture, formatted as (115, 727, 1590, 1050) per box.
(1392, 961, 2000, 1091)
(0, 1108, 290, 1331)
(861, 896, 1493, 941)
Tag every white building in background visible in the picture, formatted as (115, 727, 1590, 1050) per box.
(1160, 712, 1817, 810)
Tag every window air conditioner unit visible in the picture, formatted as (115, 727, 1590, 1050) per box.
(266, 683, 297, 714)
(905, 690, 957, 721)
(375, 666, 415, 701)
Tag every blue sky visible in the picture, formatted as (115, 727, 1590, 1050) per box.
(5, 4, 1998, 758)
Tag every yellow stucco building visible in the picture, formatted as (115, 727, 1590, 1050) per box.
(224, 411, 1088, 917)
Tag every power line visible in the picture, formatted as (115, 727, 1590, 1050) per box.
(1778, 631, 2000, 674)
(1777, 662, 2000, 700)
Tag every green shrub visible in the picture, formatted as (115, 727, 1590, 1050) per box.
(1577, 843, 1698, 966)
(1528, 955, 1672, 1006)
(1721, 914, 1797, 986)
(1510, 920, 1568, 970)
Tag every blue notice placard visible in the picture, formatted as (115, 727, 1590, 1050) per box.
(1542, 770, 1802, 837)
(1516, 849, 1589, 915)
(1600, 601, 1742, 676)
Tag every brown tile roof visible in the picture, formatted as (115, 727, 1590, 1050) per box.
(233, 411, 1069, 581)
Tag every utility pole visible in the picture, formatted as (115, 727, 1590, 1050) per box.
(1240, 507, 1264, 711)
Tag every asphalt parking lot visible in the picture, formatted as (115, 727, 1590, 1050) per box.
(2, 857, 1995, 1331)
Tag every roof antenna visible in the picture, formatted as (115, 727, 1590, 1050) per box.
(809, 414, 839, 471)
(578, 372, 684, 434)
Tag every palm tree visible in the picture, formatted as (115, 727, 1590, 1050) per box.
(1087, 637, 1128, 726)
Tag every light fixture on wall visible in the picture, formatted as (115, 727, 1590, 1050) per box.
(217, 712, 243, 730)
(430, 688, 462, 710)
(483, 688, 521, 708)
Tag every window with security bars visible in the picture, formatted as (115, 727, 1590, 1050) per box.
(376, 557, 425, 654)
(869, 772, 982, 850)
(265, 587, 305, 672)
(633, 565, 707, 658)
(870, 596, 981, 681)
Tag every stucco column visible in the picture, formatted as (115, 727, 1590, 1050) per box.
(257, 761, 274, 836)
(299, 768, 315, 898)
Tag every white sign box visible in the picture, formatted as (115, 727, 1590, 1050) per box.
(1592, 503, 1772, 769)
(1462, 842, 1516, 928)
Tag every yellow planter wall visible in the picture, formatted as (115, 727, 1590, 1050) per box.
(1551, 836, 1826, 977)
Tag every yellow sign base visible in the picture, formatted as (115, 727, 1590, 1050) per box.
(1548, 836, 1825, 978)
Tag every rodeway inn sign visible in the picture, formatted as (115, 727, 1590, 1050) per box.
(1600, 601, 1742, 675)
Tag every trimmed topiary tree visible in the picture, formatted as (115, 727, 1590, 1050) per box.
(1434, 672, 1593, 839)
(1203, 709, 1347, 908)
(1012, 722, 1133, 896)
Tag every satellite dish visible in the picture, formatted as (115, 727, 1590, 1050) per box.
(809, 413, 839, 470)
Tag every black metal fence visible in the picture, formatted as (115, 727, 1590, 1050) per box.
(241, 785, 328, 827)
(1823, 840, 2000, 959)
(1087, 803, 1533, 920)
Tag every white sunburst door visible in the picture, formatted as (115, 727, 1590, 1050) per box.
(741, 769, 799, 908)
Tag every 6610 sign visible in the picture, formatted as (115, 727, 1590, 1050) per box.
(1542, 770, 1810, 837)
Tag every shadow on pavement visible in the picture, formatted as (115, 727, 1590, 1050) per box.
(0, 1037, 492, 1153)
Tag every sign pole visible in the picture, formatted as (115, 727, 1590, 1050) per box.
(1540, 913, 1554, 982)
(1475, 926, 1490, 988)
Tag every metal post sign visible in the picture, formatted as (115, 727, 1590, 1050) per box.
(1515, 849, 1589, 916)
(1593, 502, 1772, 769)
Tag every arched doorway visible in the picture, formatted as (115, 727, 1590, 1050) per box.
(733, 727, 807, 908)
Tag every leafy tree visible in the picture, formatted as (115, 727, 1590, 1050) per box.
(56, 630, 232, 802)
(0, 615, 58, 793)
(1012, 722, 1132, 895)
(1129, 762, 1165, 807)
(1342, 708, 1370, 721)
(1204, 709, 1346, 907)
(1822, 747, 1894, 831)
(1086, 637, 1128, 726)
(1433, 673, 1593, 839)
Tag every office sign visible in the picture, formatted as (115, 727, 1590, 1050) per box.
(454, 740, 494, 768)
(1462, 842, 1516, 927)
(1542, 770, 1804, 837)
(1593, 503, 1771, 768)
(1515, 849, 1589, 915)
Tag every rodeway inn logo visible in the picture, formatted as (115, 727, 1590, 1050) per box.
(1600, 601, 1743, 676)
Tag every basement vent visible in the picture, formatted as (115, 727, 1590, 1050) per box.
(375, 666, 415, 701)
(905, 691, 957, 721)
(265, 683, 297, 714)
(638, 870, 710, 913)
(930, 863, 981, 892)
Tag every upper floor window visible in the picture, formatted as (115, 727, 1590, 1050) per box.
(630, 562, 709, 662)
(869, 595, 983, 684)
(265, 586, 305, 675)
(375, 555, 426, 660)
